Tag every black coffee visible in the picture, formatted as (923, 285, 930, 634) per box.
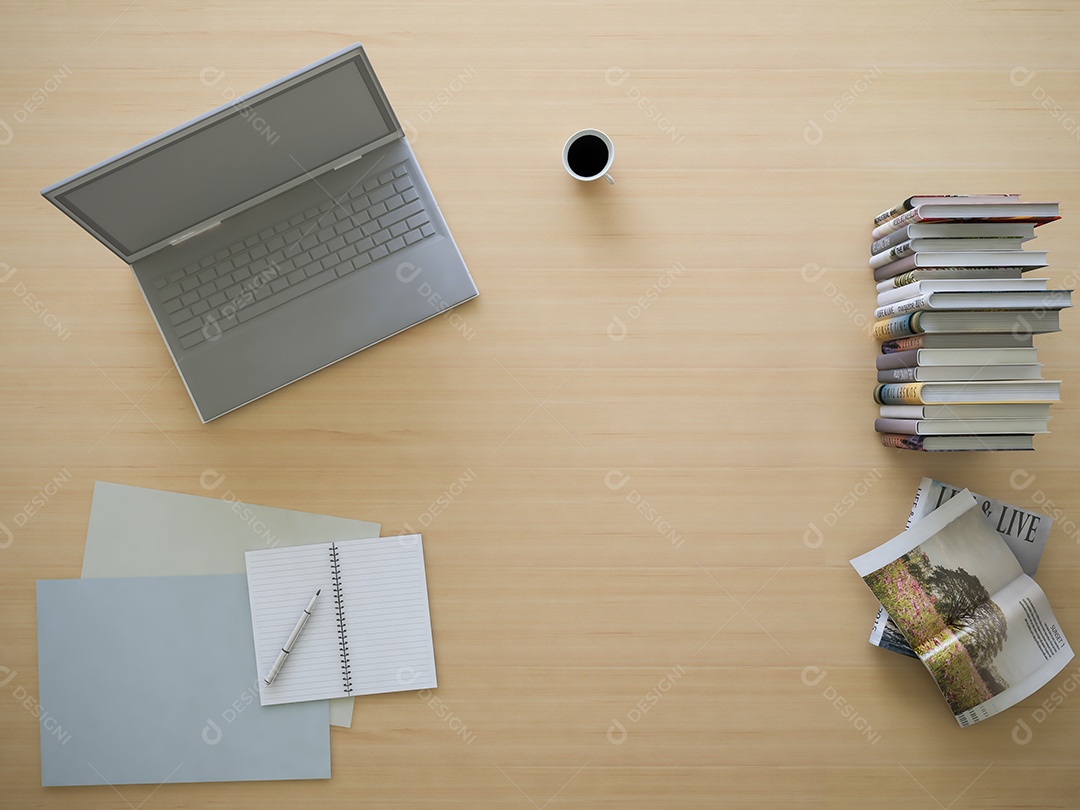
(567, 134, 609, 178)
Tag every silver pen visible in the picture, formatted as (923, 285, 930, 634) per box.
(264, 589, 320, 685)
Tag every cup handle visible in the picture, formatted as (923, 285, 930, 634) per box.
(603, 173, 614, 185)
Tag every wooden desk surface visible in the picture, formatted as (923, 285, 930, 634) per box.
(3, 1, 1080, 806)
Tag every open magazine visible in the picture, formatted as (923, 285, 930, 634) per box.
(868, 477, 1051, 657)
(851, 490, 1073, 727)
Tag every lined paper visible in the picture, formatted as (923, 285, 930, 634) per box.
(246, 535, 436, 705)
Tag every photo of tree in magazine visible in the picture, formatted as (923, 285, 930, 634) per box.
(867, 477, 1052, 659)
(865, 547, 1010, 714)
(852, 490, 1073, 726)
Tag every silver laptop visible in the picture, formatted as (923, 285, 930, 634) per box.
(42, 44, 478, 422)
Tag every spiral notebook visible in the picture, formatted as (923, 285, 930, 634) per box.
(245, 535, 437, 706)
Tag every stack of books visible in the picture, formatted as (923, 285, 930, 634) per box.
(869, 194, 1069, 451)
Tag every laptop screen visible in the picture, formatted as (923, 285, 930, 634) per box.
(51, 55, 396, 259)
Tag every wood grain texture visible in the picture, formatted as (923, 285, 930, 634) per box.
(2, 0, 1079, 806)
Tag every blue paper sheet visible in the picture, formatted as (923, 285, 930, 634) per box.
(36, 574, 331, 786)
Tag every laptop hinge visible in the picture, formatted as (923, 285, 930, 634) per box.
(170, 220, 222, 246)
(333, 152, 364, 171)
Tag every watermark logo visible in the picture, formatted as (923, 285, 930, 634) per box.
(1009, 67, 1080, 142)
(10, 469, 72, 529)
(604, 67, 685, 144)
(1009, 469, 1080, 544)
(606, 665, 687, 744)
(801, 665, 881, 744)
(605, 470, 683, 548)
(396, 262, 477, 341)
(199, 66, 225, 86)
(803, 66, 882, 145)
(804, 469, 882, 548)
(201, 718, 223, 745)
(1011, 667, 1080, 744)
(397, 669, 476, 745)
(802, 119, 824, 147)
(199, 469, 280, 548)
(199, 66, 280, 145)
(202, 678, 260, 745)
(1, 263, 72, 341)
(1, 668, 71, 745)
(800, 262, 874, 337)
(403, 65, 477, 144)
(400, 468, 477, 534)
(1, 65, 72, 147)
(606, 262, 685, 341)
(605, 67, 630, 88)
(201, 261, 282, 342)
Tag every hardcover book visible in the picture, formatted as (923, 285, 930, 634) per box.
(873, 289, 1070, 321)
(873, 310, 1061, 340)
(873, 253, 1047, 283)
(879, 434, 1035, 451)
(876, 364, 1041, 384)
(872, 194, 1020, 227)
(876, 268, 1025, 292)
(873, 380, 1061, 405)
(878, 403, 1050, 420)
(875, 348, 1039, 370)
(874, 417, 1048, 435)
(870, 238, 1025, 269)
(880, 334, 1035, 353)
(871, 222, 1035, 254)
(871, 202, 1060, 241)
(876, 278, 1046, 307)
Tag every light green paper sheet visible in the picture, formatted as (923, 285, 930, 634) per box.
(80, 480, 380, 728)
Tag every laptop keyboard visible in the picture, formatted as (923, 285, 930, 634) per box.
(152, 163, 436, 350)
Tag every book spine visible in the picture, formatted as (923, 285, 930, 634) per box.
(888, 270, 918, 288)
(871, 208, 921, 240)
(869, 241, 915, 269)
(873, 200, 912, 227)
(875, 417, 919, 434)
(877, 367, 922, 383)
(874, 383, 927, 405)
(872, 254, 919, 282)
(875, 350, 916, 371)
(881, 335, 927, 353)
(879, 433, 927, 450)
(873, 313, 920, 340)
(329, 542, 352, 695)
(875, 293, 930, 320)
(877, 281, 928, 307)
(871, 227, 910, 255)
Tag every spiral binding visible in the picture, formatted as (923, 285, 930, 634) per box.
(329, 543, 352, 694)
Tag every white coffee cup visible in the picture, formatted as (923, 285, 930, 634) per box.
(562, 129, 614, 184)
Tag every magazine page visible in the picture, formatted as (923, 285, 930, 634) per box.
(920, 480, 1051, 576)
(852, 491, 1074, 726)
(868, 477, 932, 656)
(868, 478, 1052, 657)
